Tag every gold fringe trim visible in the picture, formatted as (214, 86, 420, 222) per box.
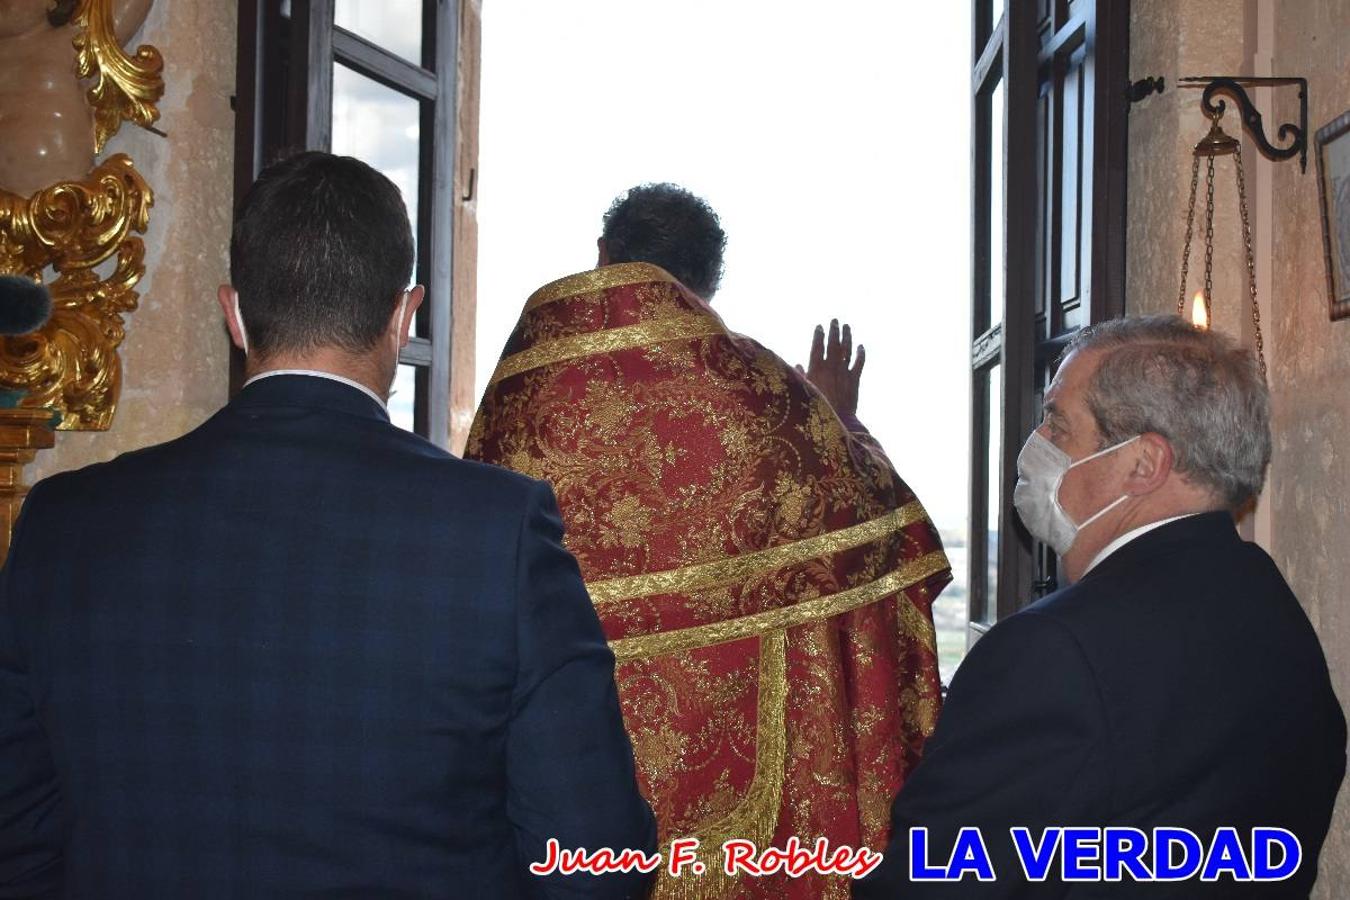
(487, 314, 723, 387)
(609, 551, 950, 663)
(651, 630, 787, 900)
(590, 501, 931, 607)
(524, 262, 679, 312)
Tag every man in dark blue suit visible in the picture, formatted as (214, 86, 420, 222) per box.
(856, 317, 1345, 898)
(0, 151, 656, 898)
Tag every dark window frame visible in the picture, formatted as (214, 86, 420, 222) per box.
(967, 0, 1130, 644)
(232, 0, 457, 447)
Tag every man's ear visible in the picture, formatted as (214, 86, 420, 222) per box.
(396, 285, 426, 348)
(1124, 432, 1173, 496)
(217, 284, 247, 352)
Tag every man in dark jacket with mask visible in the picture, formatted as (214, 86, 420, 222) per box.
(856, 316, 1345, 898)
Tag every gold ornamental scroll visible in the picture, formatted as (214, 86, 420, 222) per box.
(74, 0, 166, 154)
(0, 155, 152, 430)
(0, 0, 162, 560)
(0, 0, 162, 431)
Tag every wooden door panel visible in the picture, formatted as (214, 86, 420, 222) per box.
(967, 0, 1129, 635)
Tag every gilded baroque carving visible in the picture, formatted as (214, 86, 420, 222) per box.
(73, 0, 165, 154)
(0, 0, 160, 430)
(0, 156, 152, 429)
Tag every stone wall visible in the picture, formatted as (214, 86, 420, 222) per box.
(1126, 0, 1249, 330)
(28, 0, 237, 483)
(1268, 0, 1350, 892)
(1130, 1, 1350, 893)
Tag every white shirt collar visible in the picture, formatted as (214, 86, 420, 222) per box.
(243, 369, 387, 410)
(1082, 513, 1206, 576)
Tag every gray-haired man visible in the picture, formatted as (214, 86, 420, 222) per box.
(856, 316, 1345, 898)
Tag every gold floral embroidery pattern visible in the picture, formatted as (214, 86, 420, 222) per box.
(524, 261, 679, 312)
(610, 551, 948, 662)
(487, 315, 724, 387)
(654, 630, 787, 900)
(588, 500, 931, 605)
(469, 270, 952, 898)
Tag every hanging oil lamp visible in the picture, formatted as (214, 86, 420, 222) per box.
(1175, 107, 1266, 377)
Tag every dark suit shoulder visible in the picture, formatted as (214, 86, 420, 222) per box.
(1022, 524, 1301, 647)
(964, 602, 1092, 662)
(943, 606, 1108, 734)
(439, 453, 548, 500)
(34, 407, 547, 507)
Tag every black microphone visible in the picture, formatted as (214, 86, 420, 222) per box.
(0, 275, 53, 335)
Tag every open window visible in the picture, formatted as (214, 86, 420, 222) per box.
(967, 0, 1130, 641)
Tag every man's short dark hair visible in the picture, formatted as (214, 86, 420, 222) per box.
(601, 183, 726, 299)
(230, 151, 414, 358)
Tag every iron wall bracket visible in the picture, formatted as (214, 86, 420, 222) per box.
(1179, 76, 1308, 173)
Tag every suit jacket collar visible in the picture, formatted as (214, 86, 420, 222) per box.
(1079, 510, 1240, 583)
(230, 372, 391, 423)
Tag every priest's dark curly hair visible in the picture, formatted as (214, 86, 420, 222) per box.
(601, 183, 727, 299)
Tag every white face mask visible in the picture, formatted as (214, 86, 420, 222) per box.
(384, 290, 410, 397)
(232, 294, 250, 355)
(1012, 431, 1141, 556)
(390, 290, 409, 354)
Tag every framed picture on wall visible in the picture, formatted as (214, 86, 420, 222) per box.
(1316, 109, 1350, 321)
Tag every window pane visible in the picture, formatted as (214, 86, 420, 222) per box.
(989, 79, 1005, 329)
(334, 0, 423, 65)
(331, 62, 421, 270)
(1058, 51, 1085, 332)
(389, 364, 418, 432)
(985, 362, 1002, 618)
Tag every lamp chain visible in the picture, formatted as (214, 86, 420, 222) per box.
(1177, 155, 1201, 316)
(1203, 155, 1216, 325)
(1175, 112, 1268, 380)
(1233, 144, 1268, 378)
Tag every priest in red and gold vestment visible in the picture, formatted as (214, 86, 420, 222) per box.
(466, 188, 949, 900)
